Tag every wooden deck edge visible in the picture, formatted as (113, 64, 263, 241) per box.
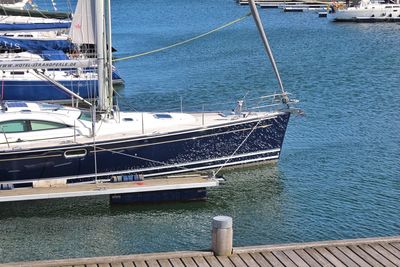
(2, 236, 399, 267)
(0, 250, 214, 267)
(233, 235, 400, 254)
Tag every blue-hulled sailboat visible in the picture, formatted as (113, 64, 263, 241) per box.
(0, 0, 298, 186)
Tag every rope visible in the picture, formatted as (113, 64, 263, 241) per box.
(113, 12, 251, 62)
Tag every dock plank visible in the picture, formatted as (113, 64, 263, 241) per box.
(325, 247, 357, 267)
(110, 263, 123, 267)
(248, 252, 271, 267)
(168, 258, 185, 267)
(146, 259, 161, 267)
(227, 254, 246, 267)
(380, 243, 400, 259)
(180, 257, 197, 267)
(120, 261, 134, 267)
(315, 247, 345, 267)
(304, 248, 334, 267)
(204, 256, 223, 267)
(369, 244, 400, 265)
(293, 249, 321, 266)
(336, 246, 371, 266)
(216, 256, 234, 267)
(358, 244, 396, 267)
(192, 256, 210, 267)
(158, 259, 173, 267)
(132, 260, 147, 267)
(283, 250, 309, 267)
(390, 242, 400, 251)
(237, 253, 259, 266)
(261, 251, 284, 267)
(347, 245, 384, 267)
(271, 251, 296, 267)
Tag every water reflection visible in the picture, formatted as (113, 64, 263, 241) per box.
(0, 164, 287, 263)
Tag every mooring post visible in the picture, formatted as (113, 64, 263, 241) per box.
(212, 216, 233, 256)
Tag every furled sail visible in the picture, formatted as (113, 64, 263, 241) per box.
(68, 0, 96, 45)
(0, 36, 73, 53)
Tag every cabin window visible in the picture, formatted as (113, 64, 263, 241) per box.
(153, 113, 172, 119)
(30, 121, 69, 131)
(0, 120, 28, 133)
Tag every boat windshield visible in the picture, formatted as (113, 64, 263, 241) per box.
(78, 111, 93, 122)
(38, 103, 63, 111)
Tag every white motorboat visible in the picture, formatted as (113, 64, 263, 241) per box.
(331, 0, 400, 22)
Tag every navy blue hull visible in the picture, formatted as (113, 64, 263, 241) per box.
(1, 72, 123, 102)
(0, 113, 290, 183)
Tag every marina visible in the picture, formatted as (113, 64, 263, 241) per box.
(0, 0, 399, 265)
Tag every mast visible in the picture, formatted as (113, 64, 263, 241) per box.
(106, 0, 114, 109)
(95, 0, 112, 113)
(248, 0, 287, 99)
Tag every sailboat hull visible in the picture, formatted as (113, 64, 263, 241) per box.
(0, 112, 290, 184)
(1, 72, 123, 102)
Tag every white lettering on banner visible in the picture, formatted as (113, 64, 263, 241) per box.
(0, 60, 95, 70)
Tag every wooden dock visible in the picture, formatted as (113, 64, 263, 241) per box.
(0, 176, 218, 202)
(237, 0, 329, 7)
(2, 236, 399, 266)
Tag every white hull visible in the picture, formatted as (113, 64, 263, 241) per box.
(332, 2, 400, 22)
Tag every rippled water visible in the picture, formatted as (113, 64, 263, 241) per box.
(0, 0, 399, 263)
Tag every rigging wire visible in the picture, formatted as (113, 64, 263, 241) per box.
(112, 12, 251, 62)
(214, 118, 263, 177)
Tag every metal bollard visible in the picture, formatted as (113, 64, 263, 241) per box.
(212, 216, 233, 256)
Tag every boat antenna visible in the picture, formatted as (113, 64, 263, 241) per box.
(248, 0, 289, 103)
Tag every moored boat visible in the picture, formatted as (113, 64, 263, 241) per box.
(331, 0, 400, 22)
(0, 0, 299, 187)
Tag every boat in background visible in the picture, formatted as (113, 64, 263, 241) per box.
(331, 0, 400, 22)
(0, 50, 123, 102)
(0, 0, 70, 19)
(0, 0, 30, 10)
(0, 13, 123, 102)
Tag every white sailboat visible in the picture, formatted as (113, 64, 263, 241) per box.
(0, 0, 299, 187)
(0, 1, 123, 103)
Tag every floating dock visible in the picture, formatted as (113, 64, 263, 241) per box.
(0, 175, 219, 203)
(2, 236, 399, 266)
(237, 0, 329, 8)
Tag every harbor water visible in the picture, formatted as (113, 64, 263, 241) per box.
(0, 0, 399, 263)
